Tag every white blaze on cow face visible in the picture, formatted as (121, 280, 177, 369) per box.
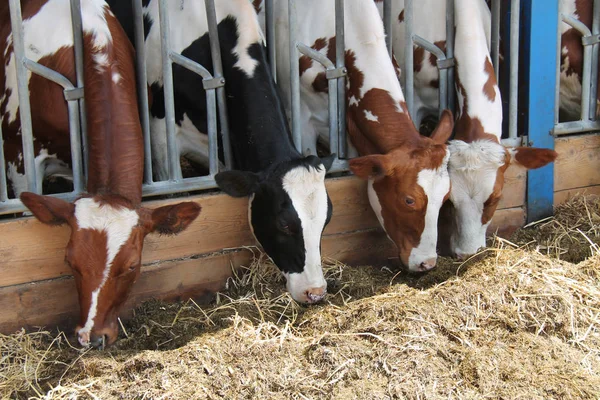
(73, 198, 139, 347)
(281, 165, 328, 303)
(447, 139, 507, 257)
(408, 150, 451, 271)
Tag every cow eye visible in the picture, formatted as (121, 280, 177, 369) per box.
(129, 264, 136, 272)
(405, 197, 416, 206)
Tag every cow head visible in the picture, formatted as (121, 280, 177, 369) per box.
(216, 154, 335, 303)
(20, 193, 201, 349)
(349, 112, 454, 272)
(442, 141, 558, 258)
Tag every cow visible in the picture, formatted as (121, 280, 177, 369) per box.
(261, 0, 455, 272)
(1, 0, 201, 348)
(558, 0, 600, 121)
(381, 0, 557, 258)
(108, 0, 335, 303)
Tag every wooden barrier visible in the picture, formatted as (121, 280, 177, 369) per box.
(0, 134, 598, 333)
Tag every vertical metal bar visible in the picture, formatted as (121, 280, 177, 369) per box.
(404, 0, 415, 122)
(509, 0, 520, 139)
(288, 0, 302, 153)
(439, 68, 447, 117)
(335, 0, 347, 158)
(523, 0, 558, 222)
(383, 0, 392, 58)
(0, 123, 8, 201)
(206, 89, 219, 176)
(589, 0, 600, 120)
(555, 8, 562, 124)
(328, 78, 339, 156)
(265, 0, 277, 81)
(491, 0, 501, 77)
(66, 101, 84, 193)
(69, 0, 87, 181)
(446, 0, 455, 114)
(581, 36, 593, 121)
(205, 0, 233, 170)
(133, 0, 153, 184)
(158, 0, 182, 180)
(8, 0, 38, 194)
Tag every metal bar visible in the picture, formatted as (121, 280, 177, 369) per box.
(0, 122, 8, 202)
(523, 0, 558, 222)
(205, 0, 232, 171)
(562, 14, 592, 121)
(589, 0, 600, 119)
(413, 35, 448, 114)
(491, 0, 501, 77)
(404, 0, 415, 122)
(553, 119, 600, 135)
(66, 98, 84, 193)
(143, 175, 219, 197)
(133, 0, 154, 184)
(446, 0, 455, 113)
(383, 0, 392, 57)
(158, 0, 183, 181)
(206, 89, 219, 176)
(265, 0, 277, 81)
(0, 191, 79, 215)
(297, 43, 335, 70)
(508, 0, 520, 139)
(288, 0, 302, 153)
(170, 52, 213, 79)
(335, 0, 347, 158)
(69, 0, 87, 181)
(8, 0, 38, 194)
(554, 11, 562, 124)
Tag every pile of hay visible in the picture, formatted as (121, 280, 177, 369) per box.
(2, 196, 599, 399)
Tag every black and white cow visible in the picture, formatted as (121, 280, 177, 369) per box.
(108, 0, 335, 303)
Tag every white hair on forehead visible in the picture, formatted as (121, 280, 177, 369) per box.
(448, 139, 506, 172)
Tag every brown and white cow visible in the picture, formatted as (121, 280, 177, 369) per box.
(382, 0, 557, 257)
(262, 0, 454, 272)
(558, 0, 600, 121)
(1, 0, 200, 348)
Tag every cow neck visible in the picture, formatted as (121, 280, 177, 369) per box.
(83, 15, 143, 205)
(218, 17, 300, 173)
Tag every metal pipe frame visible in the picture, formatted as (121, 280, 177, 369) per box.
(265, 0, 277, 81)
(490, 0, 501, 77)
(383, 0, 392, 57)
(205, 0, 233, 171)
(133, 0, 153, 185)
(446, 0, 455, 114)
(508, 0, 520, 139)
(561, 14, 592, 121)
(335, 0, 347, 159)
(589, 0, 600, 120)
(554, 119, 600, 135)
(403, 0, 415, 121)
(288, 0, 302, 153)
(0, 123, 8, 202)
(413, 35, 449, 117)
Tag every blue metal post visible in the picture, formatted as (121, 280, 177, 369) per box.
(522, 0, 559, 222)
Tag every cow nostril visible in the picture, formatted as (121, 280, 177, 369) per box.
(305, 289, 327, 303)
(90, 334, 107, 350)
(419, 258, 437, 271)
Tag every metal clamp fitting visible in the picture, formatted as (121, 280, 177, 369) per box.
(437, 58, 455, 69)
(582, 34, 600, 46)
(203, 77, 226, 90)
(326, 67, 347, 80)
(63, 87, 84, 101)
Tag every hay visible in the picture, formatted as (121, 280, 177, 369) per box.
(2, 196, 600, 399)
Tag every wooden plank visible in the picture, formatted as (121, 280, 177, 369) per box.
(0, 229, 393, 334)
(487, 206, 526, 239)
(554, 185, 600, 205)
(554, 134, 600, 192)
(499, 164, 526, 210)
(0, 176, 381, 288)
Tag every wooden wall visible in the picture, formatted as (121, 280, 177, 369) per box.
(0, 134, 598, 334)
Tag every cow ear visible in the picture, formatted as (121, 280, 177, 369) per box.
(20, 192, 74, 226)
(215, 170, 261, 197)
(430, 109, 454, 144)
(148, 202, 201, 235)
(349, 154, 392, 180)
(509, 147, 558, 169)
(320, 153, 336, 172)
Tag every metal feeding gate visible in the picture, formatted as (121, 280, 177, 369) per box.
(1, 0, 599, 219)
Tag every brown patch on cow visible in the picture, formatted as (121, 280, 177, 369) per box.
(430, 79, 439, 89)
(429, 41, 446, 67)
(482, 57, 497, 101)
(252, 0, 262, 14)
(312, 72, 328, 93)
(414, 46, 424, 73)
(481, 151, 510, 225)
(398, 10, 404, 23)
(326, 36, 337, 64)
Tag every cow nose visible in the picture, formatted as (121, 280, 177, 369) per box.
(305, 287, 327, 303)
(89, 333, 107, 350)
(419, 258, 437, 271)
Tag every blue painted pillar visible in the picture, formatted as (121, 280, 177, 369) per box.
(522, 0, 559, 222)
